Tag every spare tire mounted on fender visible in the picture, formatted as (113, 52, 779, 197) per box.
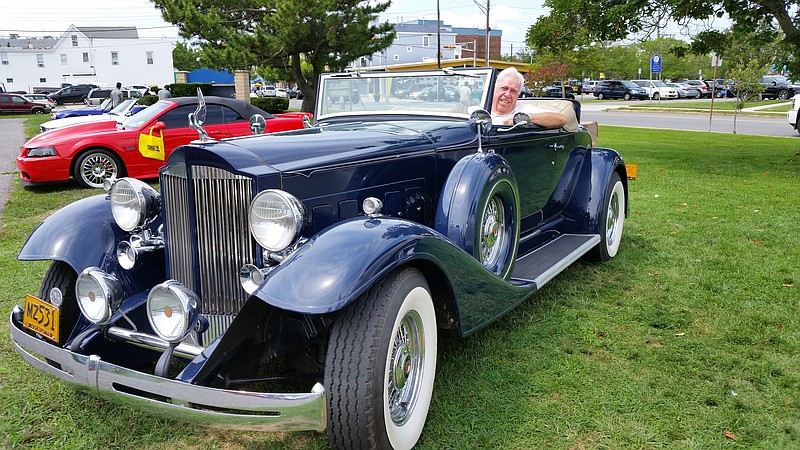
(435, 152, 520, 279)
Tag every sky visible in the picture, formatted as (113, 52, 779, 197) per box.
(0, 0, 545, 55)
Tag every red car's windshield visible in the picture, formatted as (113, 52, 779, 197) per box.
(121, 101, 173, 129)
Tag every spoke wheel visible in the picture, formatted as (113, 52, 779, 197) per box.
(325, 268, 437, 450)
(73, 149, 122, 189)
(479, 195, 507, 271)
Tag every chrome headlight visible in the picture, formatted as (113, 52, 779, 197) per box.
(75, 267, 123, 324)
(146, 280, 200, 343)
(249, 190, 305, 252)
(26, 146, 57, 157)
(109, 177, 161, 232)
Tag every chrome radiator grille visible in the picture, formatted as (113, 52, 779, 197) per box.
(162, 164, 255, 317)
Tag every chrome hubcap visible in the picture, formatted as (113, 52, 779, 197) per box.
(606, 190, 620, 246)
(480, 196, 505, 269)
(387, 311, 424, 426)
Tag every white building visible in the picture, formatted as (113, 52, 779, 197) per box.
(0, 25, 174, 93)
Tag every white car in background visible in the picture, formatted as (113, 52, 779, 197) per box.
(788, 94, 800, 135)
(631, 79, 680, 100)
(39, 99, 144, 133)
(276, 87, 288, 98)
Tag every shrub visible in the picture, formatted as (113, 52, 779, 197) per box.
(169, 82, 213, 98)
(251, 96, 289, 113)
(139, 95, 159, 106)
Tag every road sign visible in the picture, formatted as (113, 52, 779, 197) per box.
(710, 52, 722, 67)
(651, 54, 662, 73)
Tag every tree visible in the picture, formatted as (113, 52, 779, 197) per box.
(172, 42, 203, 71)
(151, 0, 395, 112)
(526, 0, 799, 75)
(726, 60, 767, 133)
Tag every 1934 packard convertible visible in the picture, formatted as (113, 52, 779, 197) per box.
(10, 68, 627, 449)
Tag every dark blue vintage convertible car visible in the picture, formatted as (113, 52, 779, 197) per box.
(10, 68, 627, 449)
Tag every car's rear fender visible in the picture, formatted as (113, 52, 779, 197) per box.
(558, 147, 628, 234)
(251, 216, 533, 335)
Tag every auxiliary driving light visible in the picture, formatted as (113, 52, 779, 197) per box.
(75, 267, 124, 325)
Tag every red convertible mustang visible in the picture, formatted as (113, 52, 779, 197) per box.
(17, 96, 312, 188)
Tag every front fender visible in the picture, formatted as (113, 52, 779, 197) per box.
(254, 217, 444, 314)
(254, 216, 535, 335)
(18, 194, 119, 270)
(18, 194, 166, 289)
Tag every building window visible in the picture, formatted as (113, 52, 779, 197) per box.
(39, 78, 46, 83)
(6, 78, 13, 83)
(423, 36, 430, 47)
(61, 54, 67, 65)
(406, 46, 412, 52)
(0, 52, 8, 65)
(82, 52, 89, 63)
(36, 54, 44, 67)
(111, 51, 119, 65)
(393, 54, 399, 61)
(71, 35, 78, 46)
(146, 51, 154, 65)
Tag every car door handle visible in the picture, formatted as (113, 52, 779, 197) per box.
(548, 143, 564, 151)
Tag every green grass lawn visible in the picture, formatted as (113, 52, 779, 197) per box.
(625, 98, 792, 113)
(0, 120, 798, 449)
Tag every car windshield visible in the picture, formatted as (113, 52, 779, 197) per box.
(99, 99, 112, 110)
(316, 68, 492, 120)
(109, 99, 135, 116)
(622, 81, 639, 89)
(120, 101, 171, 129)
(770, 76, 789, 83)
(652, 81, 667, 87)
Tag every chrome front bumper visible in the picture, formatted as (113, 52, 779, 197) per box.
(9, 306, 326, 432)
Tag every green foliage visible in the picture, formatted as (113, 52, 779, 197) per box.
(151, 0, 396, 112)
(250, 96, 289, 113)
(528, 0, 800, 74)
(169, 83, 213, 98)
(727, 60, 768, 110)
(172, 42, 204, 71)
(139, 95, 159, 106)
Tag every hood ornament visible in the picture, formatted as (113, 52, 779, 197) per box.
(188, 88, 214, 143)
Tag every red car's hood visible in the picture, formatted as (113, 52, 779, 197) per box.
(25, 121, 126, 147)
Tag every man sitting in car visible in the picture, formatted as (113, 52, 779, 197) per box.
(491, 68, 568, 128)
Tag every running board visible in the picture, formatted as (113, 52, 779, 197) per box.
(511, 234, 600, 288)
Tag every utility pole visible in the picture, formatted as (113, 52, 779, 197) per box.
(437, 0, 441, 69)
(474, 0, 490, 66)
(485, 0, 490, 66)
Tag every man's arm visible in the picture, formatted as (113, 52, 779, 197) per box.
(529, 111, 567, 128)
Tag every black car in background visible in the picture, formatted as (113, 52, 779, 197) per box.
(47, 84, 98, 105)
(541, 84, 575, 99)
(593, 80, 648, 100)
(760, 75, 800, 100)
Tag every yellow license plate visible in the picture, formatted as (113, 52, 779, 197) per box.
(22, 294, 60, 342)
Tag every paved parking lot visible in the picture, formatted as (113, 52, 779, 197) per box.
(0, 118, 25, 216)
